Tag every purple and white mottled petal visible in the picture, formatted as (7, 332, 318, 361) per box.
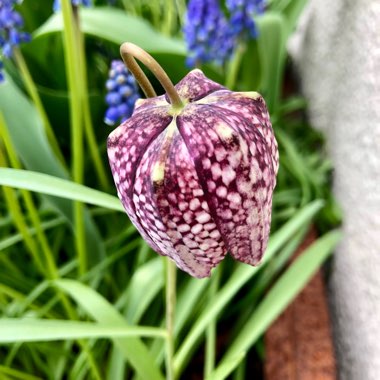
(133, 122, 223, 277)
(133, 95, 168, 114)
(172, 69, 225, 102)
(154, 126, 226, 277)
(197, 90, 279, 178)
(177, 104, 274, 265)
(107, 108, 172, 253)
(206, 105, 276, 257)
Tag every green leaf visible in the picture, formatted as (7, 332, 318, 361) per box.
(0, 77, 67, 177)
(240, 39, 261, 91)
(174, 200, 325, 376)
(276, 129, 312, 205)
(206, 352, 245, 380)
(256, 12, 287, 113)
(0, 75, 105, 264)
(282, 0, 309, 38)
(125, 258, 164, 324)
(278, 96, 308, 116)
(0, 319, 166, 342)
(54, 279, 164, 380)
(0, 217, 64, 252)
(214, 230, 342, 378)
(34, 7, 186, 56)
(0, 365, 42, 380)
(0, 168, 123, 212)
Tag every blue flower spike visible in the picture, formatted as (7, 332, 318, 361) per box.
(0, 0, 31, 82)
(104, 60, 140, 126)
(183, 0, 234, 67)
(226, 0, 266, 40)
(183, 0, 266, 68)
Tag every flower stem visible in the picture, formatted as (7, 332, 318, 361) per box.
(163, 0, 175, 35)
(120, 42, 184, 109)
(204, 267, 221, 377)
(61, 0, 86, 275)
(73, 8, 110, 191)
(165, 259, 177, 380)
(225, 43, 246, 90)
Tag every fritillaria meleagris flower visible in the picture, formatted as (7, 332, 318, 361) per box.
(107, 69, 279, 278)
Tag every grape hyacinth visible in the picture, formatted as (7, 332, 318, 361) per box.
(0, 0, 30, 82)
(226, 0, 265, 39)
(104, 60, 140, 126)
(53, 0, 92, 12)
(183, 0, 234, 67)
(108, 67, 279, 278)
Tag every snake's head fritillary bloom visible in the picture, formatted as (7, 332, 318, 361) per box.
(107, 69, 279, 278)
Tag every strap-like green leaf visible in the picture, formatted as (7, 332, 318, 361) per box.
(212, 230, 341, 379)
(0, 168, 123, 212)
(54, 279, 164, 380)
(174, 200, 325, 376)
(0, 76, 105, 264)
(34, 7, 185, 55)
(0, 319, 166, 342)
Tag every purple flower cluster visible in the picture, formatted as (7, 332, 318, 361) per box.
(0, 0, 30, 81)
(184, 0, 266, 67)
(183, 0, 234, 67)
(104, 60, 140, 126)
(226, 0, 265, 39)
(53, 0, 92, 12)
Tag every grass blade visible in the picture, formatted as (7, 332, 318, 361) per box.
(0, 76, 105, 264)
(0, 168, 123, 212)
(54, 279, 164, 380)
(206, 352, 245, 380)
(34, 7, 185, 55)
(213, 230, 342, 378)
(0, 319, 166, 342)
(174, 200, 324, 376)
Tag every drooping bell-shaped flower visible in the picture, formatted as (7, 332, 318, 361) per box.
(107, 45, 278, 278)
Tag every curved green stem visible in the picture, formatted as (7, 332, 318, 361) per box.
(120, 42, 183, 109)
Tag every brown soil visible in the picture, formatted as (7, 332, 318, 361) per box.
(264, 230, 337, 380)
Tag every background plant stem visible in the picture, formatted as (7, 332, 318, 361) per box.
(225, 44, 246, 90)
(165, 259, 177, 380)
(61, 0, 86, 275)
(74, 10, 110, 191)
(204, 267, 221, 378)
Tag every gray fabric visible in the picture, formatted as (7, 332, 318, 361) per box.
(288, 1, 380, 379)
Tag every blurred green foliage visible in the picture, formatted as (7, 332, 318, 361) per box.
(0, 1, 341, 379)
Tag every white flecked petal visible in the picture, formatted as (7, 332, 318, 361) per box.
(177, 104, 276, 265)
